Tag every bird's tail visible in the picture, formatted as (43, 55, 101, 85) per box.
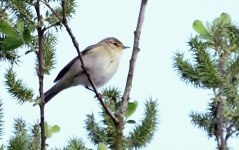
(44, 82, 64, 103)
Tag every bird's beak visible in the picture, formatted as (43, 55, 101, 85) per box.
(123, 46, 130, 49)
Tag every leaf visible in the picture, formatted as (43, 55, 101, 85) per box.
(16, 20, 24, 35)
(193, 20, 208, 36)
(98, 143, 107, 150)
(220, 12, 231, 24)
(22, 28, 32, 44)
(213, 18, 220, 26)
(1, 37, 23, 51)
(44, 122, 51, 138)
(51, 125, 60, 133)
(212, 13, 231, 26)
(45, 122, 60, 138)
(127, 120, 136, 124)
(46, 10, 49, 17)
(125, 101, 138, 118)
(0, 20, 19, 37)
(28, 23, 36, 32)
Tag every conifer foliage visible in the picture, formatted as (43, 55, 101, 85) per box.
(174, 13, 239, 150)
(85, 87, 158, 150)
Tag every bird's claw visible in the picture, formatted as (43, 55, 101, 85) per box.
(85, 86, 94, 91)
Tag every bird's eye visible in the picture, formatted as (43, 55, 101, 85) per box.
(113, 42, 119, 47)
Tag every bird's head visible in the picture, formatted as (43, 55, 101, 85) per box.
(100, 37, 129, 53)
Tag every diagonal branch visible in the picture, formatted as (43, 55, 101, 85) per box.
(43, 0, 118, 124)
(115, 0, 148, 149)
(120, 0, 148, 117)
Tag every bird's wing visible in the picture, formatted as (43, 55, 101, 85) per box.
(53, 43, 100, 83)
(54, 56, 78, 82)
(81, 43, 99, 55)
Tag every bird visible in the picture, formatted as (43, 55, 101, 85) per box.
(44, 37, 129, 103)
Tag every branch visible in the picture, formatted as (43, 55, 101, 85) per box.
(217, 53, 227, 150)
(120, 0, 148, 118)
(225, 129, 238, 142)
(115, 0, 148, 149)
(42, 21, 61, 32)
(35, 1, 46, 150)
(225, 123, 239, 142)
(43, 0, 118, 124)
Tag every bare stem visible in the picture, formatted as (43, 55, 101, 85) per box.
(120, 0, 148, 116)
(217, 53, 226, 150)
(43, 0, 118, 123)
(217, 98, 225, 150)
(115, 0, 149, 149)
(35, 0, 46, 150)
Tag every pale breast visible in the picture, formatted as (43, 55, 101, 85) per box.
(90, 54, 120, 87)
(85, 48, 120, 86)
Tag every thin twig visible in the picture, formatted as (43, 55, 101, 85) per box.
(225, 129, 238, 142)
(115, 0, 148, 149)
(42, 21, 61, 32)
(120, 0, 148, 118)
(35, 0, 46, 150)
(43, 0, 118, 123)
(225, 124, 234, 142)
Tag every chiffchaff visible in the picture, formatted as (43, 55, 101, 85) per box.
(44, 37, 129, 103)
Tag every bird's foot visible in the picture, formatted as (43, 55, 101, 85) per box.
(85, 85, 94, 91)
(85, 86, 103, 99)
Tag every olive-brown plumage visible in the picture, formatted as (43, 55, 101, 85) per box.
(44, 37, 129, 103)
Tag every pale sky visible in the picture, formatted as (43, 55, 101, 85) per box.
(1, 0, 239, 150)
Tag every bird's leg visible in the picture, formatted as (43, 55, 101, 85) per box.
(84, 86, 103, 99)
(85, 85, 94, 92)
